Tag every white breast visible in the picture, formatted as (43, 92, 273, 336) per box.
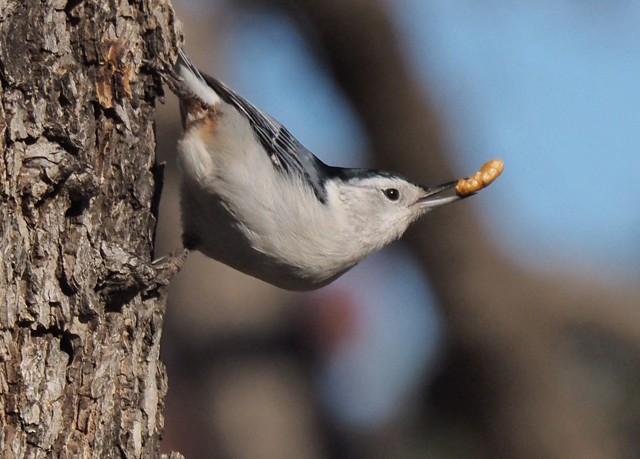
(177, 105, 364, 290)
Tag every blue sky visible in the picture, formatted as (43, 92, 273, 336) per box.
(208, 1, 640, 277)
(393, 1, 640, 276)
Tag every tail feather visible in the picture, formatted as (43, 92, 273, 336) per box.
(175, 49, 220, 106)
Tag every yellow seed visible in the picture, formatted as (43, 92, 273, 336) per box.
(479, 159, 504, 185)
(456, 159, 504, 196)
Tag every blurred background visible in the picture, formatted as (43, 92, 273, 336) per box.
(155, 1, 640, 458)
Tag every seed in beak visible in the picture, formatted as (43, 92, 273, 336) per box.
(456, 159, 504, 197)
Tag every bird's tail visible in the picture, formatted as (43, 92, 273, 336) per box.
(174, 49, 221, 107)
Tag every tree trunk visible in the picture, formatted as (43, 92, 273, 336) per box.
(0, 1, 183, 457)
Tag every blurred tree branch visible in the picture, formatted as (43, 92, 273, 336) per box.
(249, 0, 640, 457)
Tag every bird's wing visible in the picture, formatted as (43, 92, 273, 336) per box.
(204, 74, 331, 203)
(175, 50, 330, 202)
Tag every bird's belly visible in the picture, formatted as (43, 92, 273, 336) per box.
(182, 190, 350, 291)
(177, 130, 359, 290)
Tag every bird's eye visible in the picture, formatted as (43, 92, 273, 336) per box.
(383, 188, 400, 201)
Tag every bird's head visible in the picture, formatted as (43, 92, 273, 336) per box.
(328, 171, 460, 254)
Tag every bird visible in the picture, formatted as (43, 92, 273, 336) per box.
(167, 50, 503, 291)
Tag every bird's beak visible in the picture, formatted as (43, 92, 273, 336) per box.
(415, 181, 462, 209)
(415, 159, 504, 209)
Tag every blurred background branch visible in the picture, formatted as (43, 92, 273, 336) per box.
(157, 1, 640, 458)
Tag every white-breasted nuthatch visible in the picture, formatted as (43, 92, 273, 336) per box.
(168, 50, 503, 291)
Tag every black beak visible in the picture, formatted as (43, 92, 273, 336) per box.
(416, 159, 504, 208)
(416, 180, 464, 208)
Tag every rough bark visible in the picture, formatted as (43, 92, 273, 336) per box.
(0, 1, 183, 457)
(258, 1, 640, 458)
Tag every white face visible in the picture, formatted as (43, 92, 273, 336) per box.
(334, 175, 436, 253)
